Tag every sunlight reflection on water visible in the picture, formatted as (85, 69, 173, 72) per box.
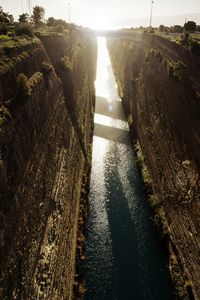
(95, 37, 121, 101)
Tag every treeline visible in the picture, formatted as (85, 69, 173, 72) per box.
(159, 21, 200, 33)
(0, 5, 73, 38)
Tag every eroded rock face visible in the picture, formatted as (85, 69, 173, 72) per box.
(0, 31, 96, 300)
(108, 34, 200, 299)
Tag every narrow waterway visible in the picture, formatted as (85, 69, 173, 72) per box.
(83, 37, 174, 300)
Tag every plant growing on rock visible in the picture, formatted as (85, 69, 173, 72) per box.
(41, 62, 53, 76)
(190, 40, 200, 56)
(61, 55, 73, 72)
(41, 62, 53, 87)
(16, 73, 30, 104)
(0, 105, 11, 126)
(168, 64, 175, 77)
(169, 251, 190, 299)
(173, 61, 187, 81)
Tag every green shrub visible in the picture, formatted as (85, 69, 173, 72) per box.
(0, 23, 8, 35)
(61, 55, 73, 71)
(16, 73, 30, 104)
(41, 62, 53, 76)
(181, 31, 190, 45)
(56, 25, 64, 33)
(173, 61, 187, 81)
(28, 72, 43, 90)
(15, 24, 34, 37)
(0, 106, 11, 126)
(145, 49, 163, 63)
(190, 40, 200, 56)
(149, 28, 155, 34)
(168, 64, 175, 77)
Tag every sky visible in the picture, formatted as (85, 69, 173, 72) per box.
(0, 0, 200, 29)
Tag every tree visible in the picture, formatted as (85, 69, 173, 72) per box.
(184, 21, 196, 32)
(159, 25, 165, 32)
(19, 13, 29, 23)
(47, 17, 69, 29)
(0, 6, 14, 23)
(32, 6, 45, 26)
(47, 17, 55, 26)
(8, 14, 14, 23)
(173, 25, 183, 33)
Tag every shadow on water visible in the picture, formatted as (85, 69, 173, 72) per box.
(104, 142, 174, 300)
(94, 123, 130, 145)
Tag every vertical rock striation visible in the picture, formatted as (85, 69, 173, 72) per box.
(108, 33, 200, 299)
(0, 31, 96, 300)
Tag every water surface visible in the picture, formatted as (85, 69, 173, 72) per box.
(84, 37, 174, 300)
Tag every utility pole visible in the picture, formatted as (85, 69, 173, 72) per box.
(21, 0, 24, 14)
(149, 1, 154, 28)
(68, 2, 71, 23)
(27, 0, 32, 16)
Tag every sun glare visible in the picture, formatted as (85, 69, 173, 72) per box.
(85, 9, 111, 30)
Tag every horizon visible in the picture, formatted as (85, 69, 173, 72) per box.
(0, 0, 200, 29)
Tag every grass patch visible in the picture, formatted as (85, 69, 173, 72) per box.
(0, 37, 39, 73)
(0, 37, 38, 51)
(0, 34, 10, 40)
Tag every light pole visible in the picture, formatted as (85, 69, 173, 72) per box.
(21, 0, 24, 13)
(149, 1, 154, 28)
(68, 2, 71, 23)
(27, 0, 32, 16)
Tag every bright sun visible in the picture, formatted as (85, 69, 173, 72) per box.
(84, 9, 112, 30)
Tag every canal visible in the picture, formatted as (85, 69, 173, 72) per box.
(83, 37, 174, 300)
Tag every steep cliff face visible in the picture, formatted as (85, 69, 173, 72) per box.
(0, 32, 96, 300)
(40, 31, 97, 160)
(108, 34, 200, 299)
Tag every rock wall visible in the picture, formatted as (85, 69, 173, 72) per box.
(107, 33, 200, 299)
(0, 31, 96, 300)
(40, 31, 97, 160)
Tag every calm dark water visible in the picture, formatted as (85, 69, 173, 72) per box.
(83, 37, 174, 300)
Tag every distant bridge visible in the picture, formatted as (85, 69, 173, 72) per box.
(82, 28, 142, 40)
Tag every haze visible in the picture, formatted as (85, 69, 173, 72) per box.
(0, 0, 200, 29)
